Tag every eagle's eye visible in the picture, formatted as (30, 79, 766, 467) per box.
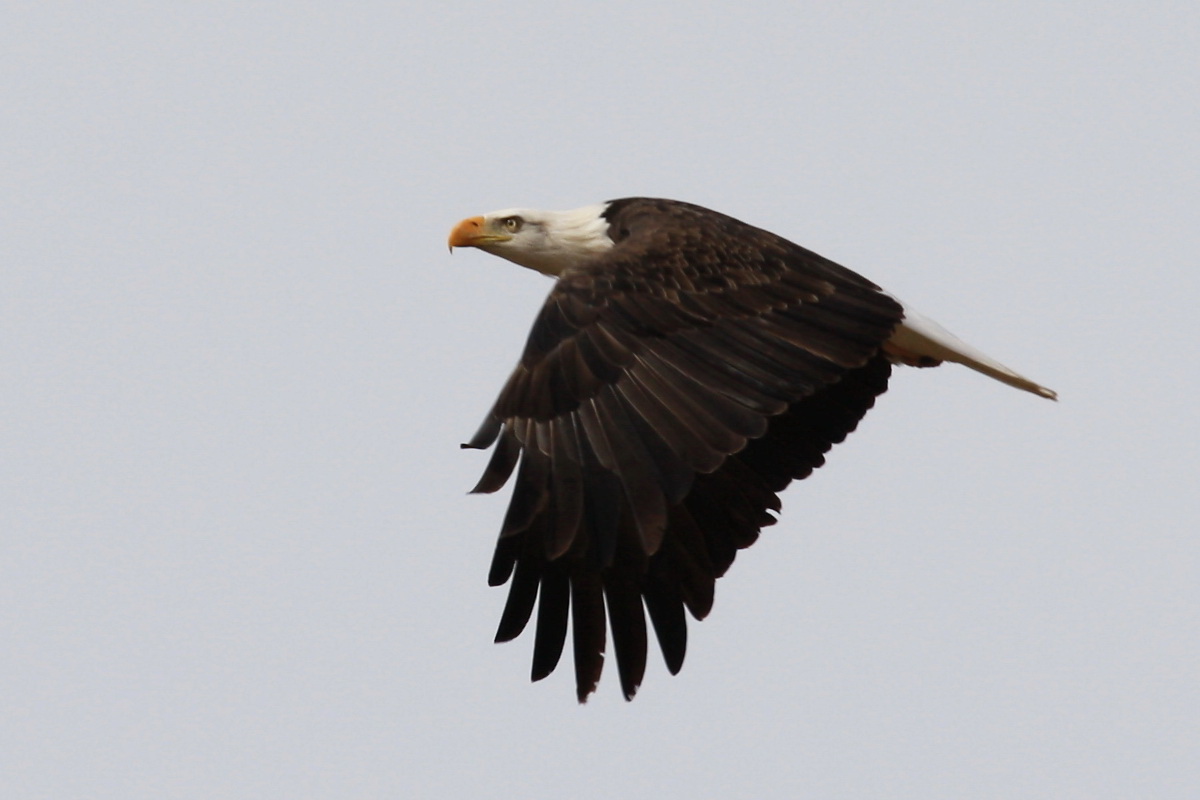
(500, 216, 524, 233)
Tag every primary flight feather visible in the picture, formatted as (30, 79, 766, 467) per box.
(449, 197, 1055, 702)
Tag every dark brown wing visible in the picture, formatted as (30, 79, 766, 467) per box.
(464, 198, 903, 701)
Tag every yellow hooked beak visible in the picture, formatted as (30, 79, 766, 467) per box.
(447, 216, 512, 251)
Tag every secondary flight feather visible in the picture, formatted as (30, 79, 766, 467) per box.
(449, 197, 1055, 702)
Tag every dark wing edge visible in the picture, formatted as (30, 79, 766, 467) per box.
(467, 198, 903, 701)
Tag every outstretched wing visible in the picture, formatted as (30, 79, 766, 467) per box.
(465, 198, 903, 701)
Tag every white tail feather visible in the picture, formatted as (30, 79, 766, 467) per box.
(889, 304, 1057, 400)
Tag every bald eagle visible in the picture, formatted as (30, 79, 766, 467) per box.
(449, 197, 1055, 702)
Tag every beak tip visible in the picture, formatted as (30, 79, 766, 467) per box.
(448, 215, 487, 250)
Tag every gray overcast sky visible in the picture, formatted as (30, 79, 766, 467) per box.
(3, 2, 1197, 797)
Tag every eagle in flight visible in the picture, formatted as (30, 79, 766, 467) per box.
(449, 197, 1055, 702)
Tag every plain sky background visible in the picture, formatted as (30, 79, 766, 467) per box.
(3, 2, 1197, 797)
